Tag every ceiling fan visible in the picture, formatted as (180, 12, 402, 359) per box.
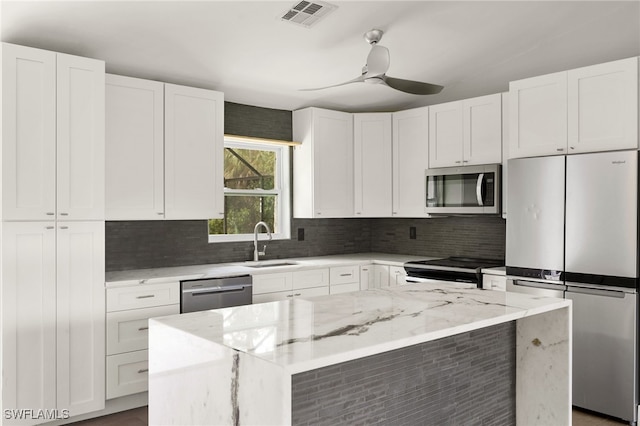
(302, 29, 444, 95)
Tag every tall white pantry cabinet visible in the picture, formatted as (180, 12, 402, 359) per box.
(1, 43, 106, 424)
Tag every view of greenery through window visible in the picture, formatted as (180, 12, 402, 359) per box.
(209, 147, 278, 235)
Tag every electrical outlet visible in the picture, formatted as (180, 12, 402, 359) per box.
(298, 228, 305, 241)
(409, 227, 417, 239)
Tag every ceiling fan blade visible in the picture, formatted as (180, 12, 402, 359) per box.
(299, 74, 366, 91)
(382, 76, 444, 95)
(364, 45, 390, 77)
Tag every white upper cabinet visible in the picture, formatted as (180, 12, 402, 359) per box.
(1, 43, 105, 221)
(105, 74, 164, 220)
(428, 100, 463, 168)
(293, 107, 354, 218)
(567, 57, 638, 153)
(509, 71, 567, 158)
(106, 77, 224, 221)
(354, 113, 392, 217)
(2, 44, 57, 221)
(429, 94, 502, 168)
(509, 57, 638, 158)
(392, 107, 430, 217)
(164, 83, 224, 220)
(56, 53, 105, 221)
(463, 93, 503, 165)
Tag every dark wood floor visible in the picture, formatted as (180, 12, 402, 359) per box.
(67, 406, 627, 425)
(68, 407, 147, 426)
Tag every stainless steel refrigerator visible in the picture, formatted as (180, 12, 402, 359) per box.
(506, 150, 639, 423)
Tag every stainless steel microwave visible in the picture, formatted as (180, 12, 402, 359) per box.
(425, 164, 501, 215)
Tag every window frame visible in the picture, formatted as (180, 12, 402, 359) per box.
(208, 138, 291, 243)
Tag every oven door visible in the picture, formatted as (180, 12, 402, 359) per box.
(404, 266, 480, 288)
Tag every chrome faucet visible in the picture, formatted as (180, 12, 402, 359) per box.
(253, 221, 273, 261)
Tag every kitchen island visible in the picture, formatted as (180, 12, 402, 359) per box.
(148, 283, 571, 425)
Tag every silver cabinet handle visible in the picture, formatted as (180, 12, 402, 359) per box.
(60, 226, 69, 230)
(59, 212, 69, 216)
(455, 160, 462, 164)
(46, 212, 55, 216)
(570, 146, 575, 150)
(462, 160, 468, 163)
(286, 294, 294, 298)
(136, 295, 155, 299)
(138, 369, 148, 374)
(556, 148, 564, 152)
(46, 226, 55, 230)
(340, 273, 352, 277)
(138, 326, 149, 331)
(157, 212, 163, 215)
(293, 293, 301, 296)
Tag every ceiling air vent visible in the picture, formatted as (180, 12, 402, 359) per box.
(280, 1, 337, 28)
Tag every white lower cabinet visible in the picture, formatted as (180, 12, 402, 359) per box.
(482, 273, 507, 291)
(252, 268, 330, 302)
(329, 265, 361, 294)
(389, 266, 408, 285)
(105, 281, 179, 399)
(372, 264, 391, 288)
(360, 265, 373, 289)
(1, 221, 105, 423)
(106, 350, 149, 400)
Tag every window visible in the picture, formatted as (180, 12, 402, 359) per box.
(208, 138, 291, 242)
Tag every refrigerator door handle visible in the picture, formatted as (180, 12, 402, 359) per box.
(476, 173, 485, 206)
(566, 285, 627, 298)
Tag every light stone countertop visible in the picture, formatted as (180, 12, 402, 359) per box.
(150, 281, 569, 374)
(105, 252, 438, 286)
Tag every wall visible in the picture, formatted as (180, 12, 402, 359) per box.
(105, 102, 506, 272)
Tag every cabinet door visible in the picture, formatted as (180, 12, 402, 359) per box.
(105, 74, 164, 220)
(428, 101, 463, 168)
(56, 53, 105, 221)
(292, 268, 329, 290)
(372, 264, 390, 288)
(389, 266, 407, 286)
(56, 221, 105, 416)
(2, 222, 57, 416)
(252, 290, 291, 304)
(313, 109, 354, 218)
(463, 93, 502, 165)
(360, 265, 372, 290)
(2, 43, 57, 221)
(252, 272, 293, 295)
(353, 113, 392, 217)
(392, 107, 429, 218)
(164, 84, 224, 219)
(568, 57, 638, 153)
(509, 72, 567, 158)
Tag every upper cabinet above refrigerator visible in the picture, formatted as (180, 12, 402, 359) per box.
(509, 57, 638, 159)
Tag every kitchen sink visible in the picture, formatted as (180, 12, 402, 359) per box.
(243, 260, 299, 268)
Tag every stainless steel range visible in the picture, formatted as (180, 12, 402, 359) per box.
(404, 257, 504, 288)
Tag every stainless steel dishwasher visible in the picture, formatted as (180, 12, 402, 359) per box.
(180, 275, 252, 313)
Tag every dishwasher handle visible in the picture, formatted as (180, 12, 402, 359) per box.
(508, 278, 565, 291)
(183, 284, 250, 295)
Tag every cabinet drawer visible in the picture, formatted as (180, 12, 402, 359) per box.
(107, 304, 179, 355)
(292, 268, 329, 290)
(252, 291, 290, 304)
(106, 282, 180, 312)
(296, 286, 329, 298)
(330, 265, 360, 285)
(252, 272, 293, 295)
(106, 350, 148, 399)
(330, 282, 360, 295)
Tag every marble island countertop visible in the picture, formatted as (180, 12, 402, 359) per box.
(150, 281, 569, 374)
(105, 252, 439, 286)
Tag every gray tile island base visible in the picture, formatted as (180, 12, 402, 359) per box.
(148, 283, 571, 425)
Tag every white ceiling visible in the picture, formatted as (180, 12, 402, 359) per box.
(1, 1, 639, 112)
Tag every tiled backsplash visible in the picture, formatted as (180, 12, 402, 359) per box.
(106, 216, 505, 271)
(105, 101, 506, 272)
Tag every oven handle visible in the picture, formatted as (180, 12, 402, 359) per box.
(476, 173, 485, 207)
(183, 285, 250, 295)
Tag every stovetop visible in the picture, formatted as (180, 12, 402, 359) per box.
(405, 256, 504, 271)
